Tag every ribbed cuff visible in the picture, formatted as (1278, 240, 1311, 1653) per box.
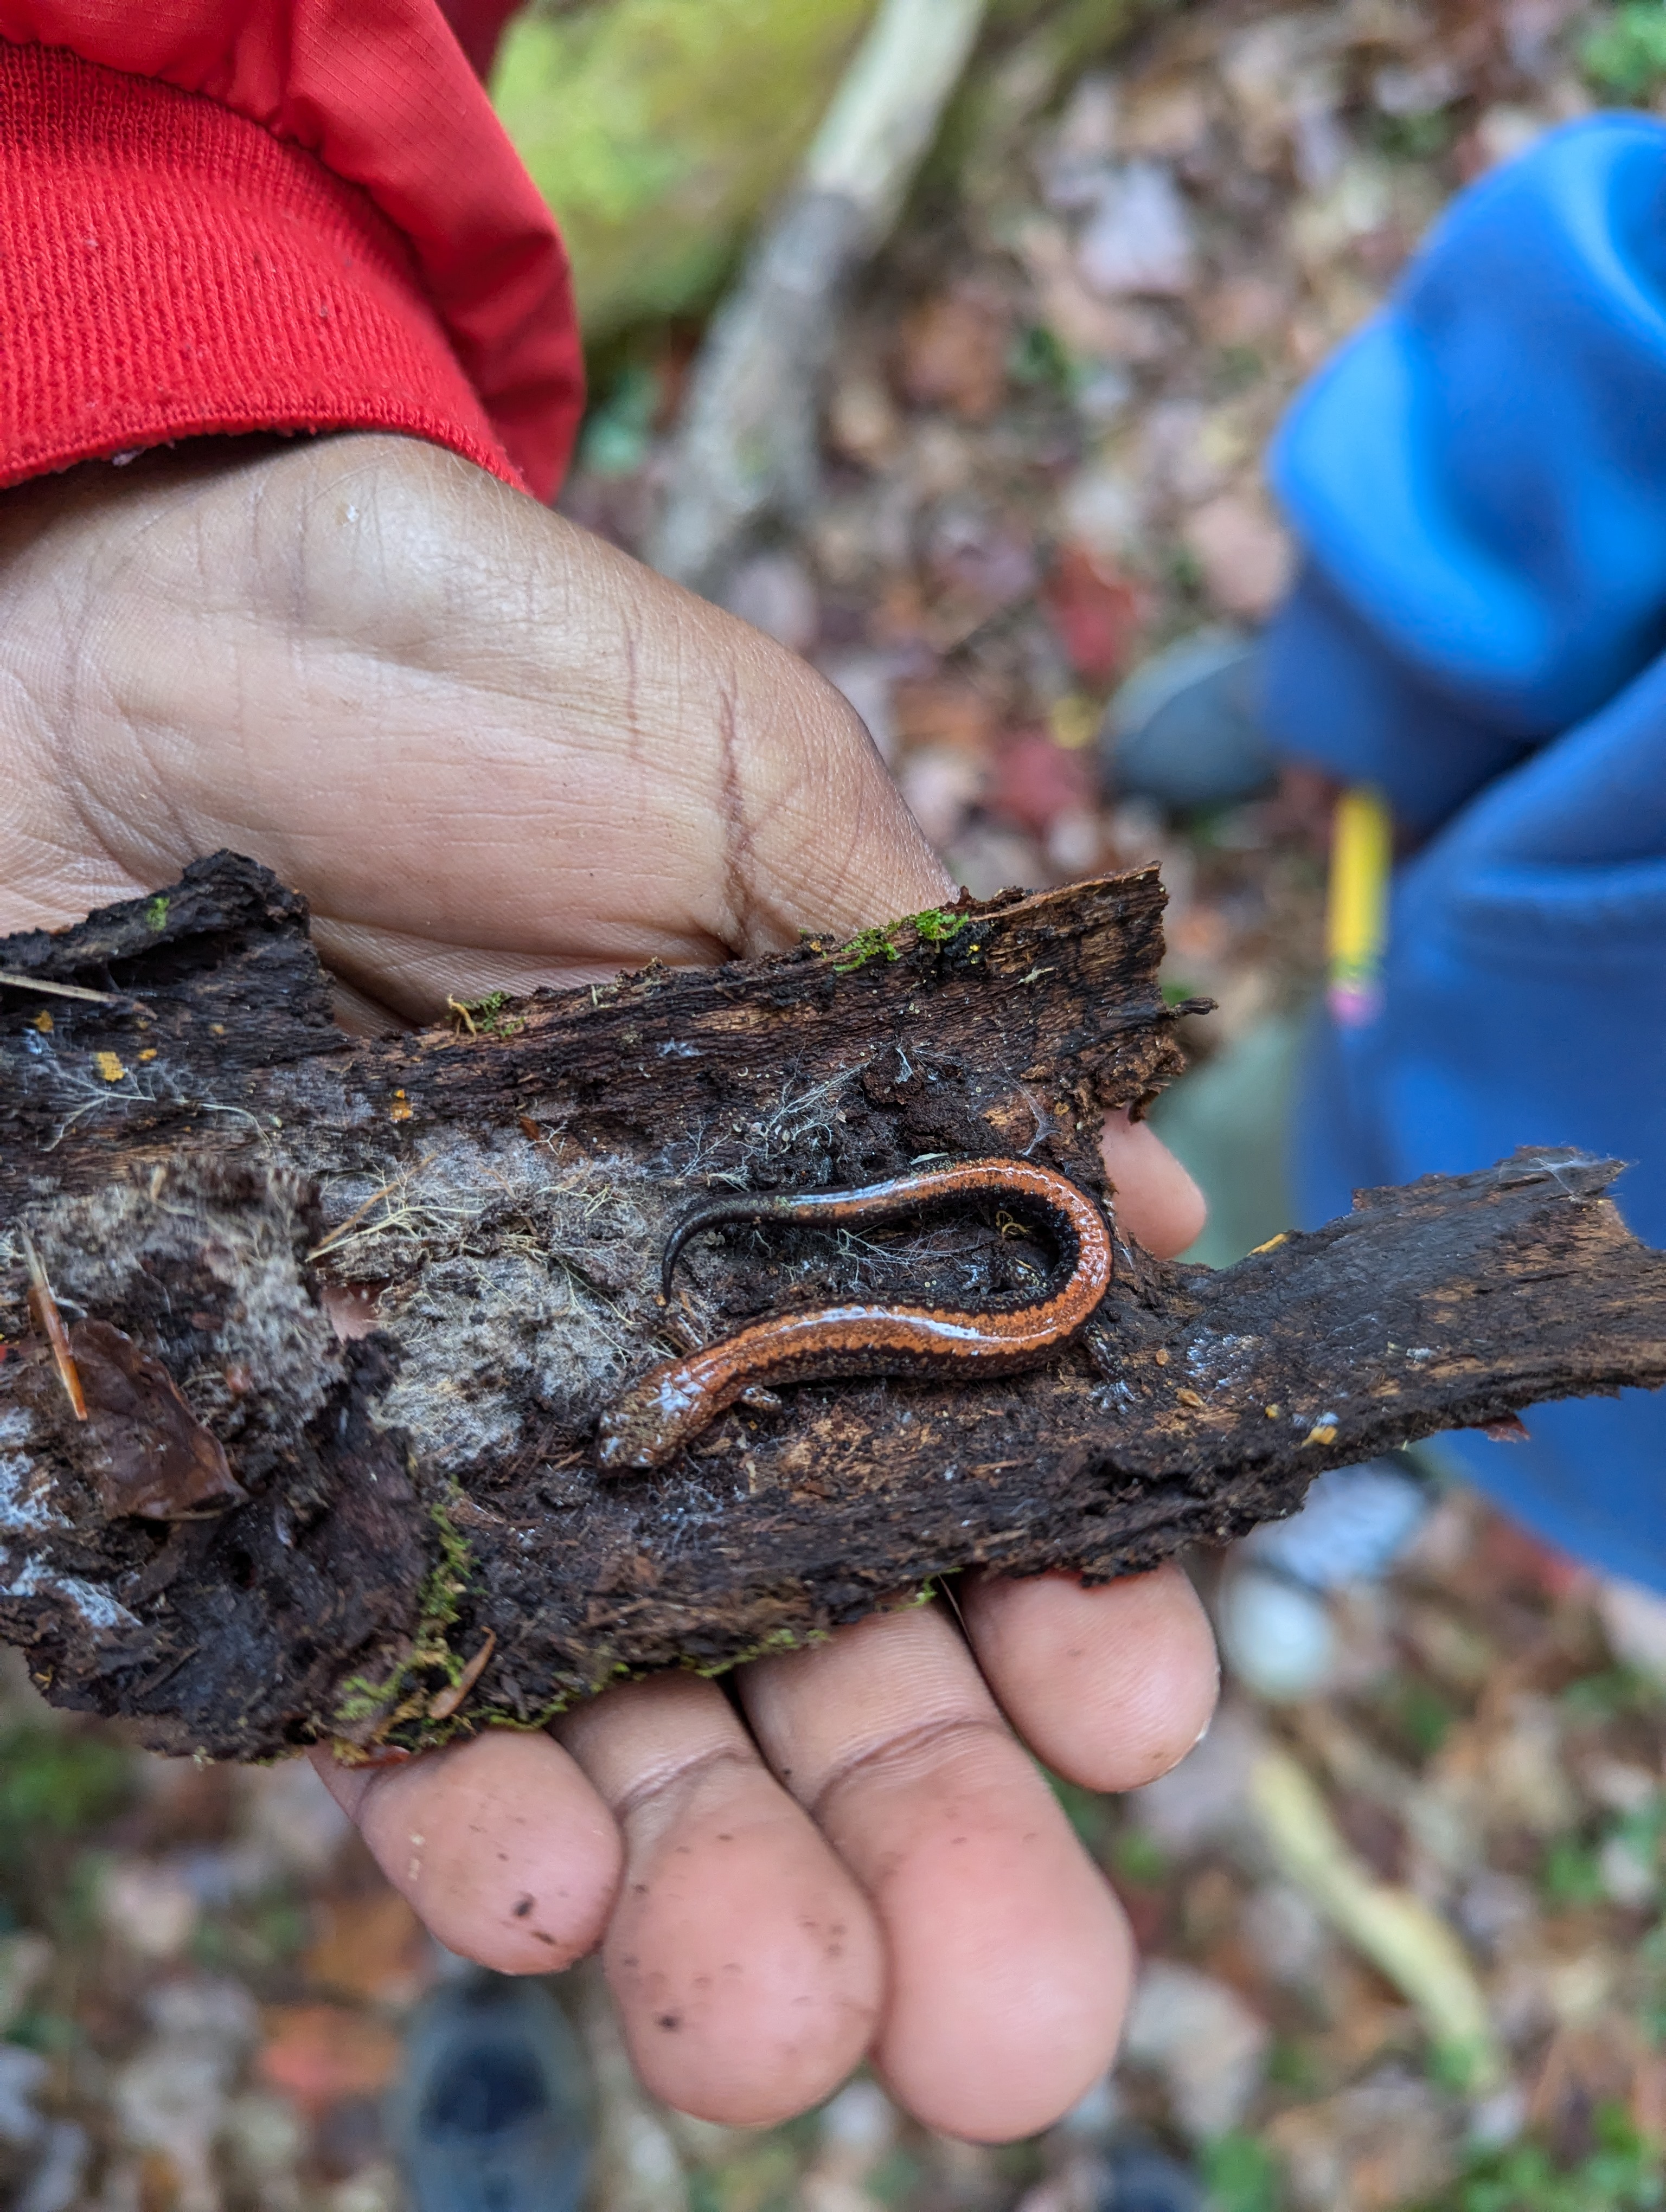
(0, 38, 522, 490)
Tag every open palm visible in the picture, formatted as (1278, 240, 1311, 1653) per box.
(0, 433, 1216, 2139)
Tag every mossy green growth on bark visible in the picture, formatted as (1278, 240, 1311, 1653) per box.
(830, 904, 969, 973)
(331, 1488, 477, 1748)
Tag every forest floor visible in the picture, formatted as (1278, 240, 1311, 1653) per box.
(7, 1, 1666, 2208)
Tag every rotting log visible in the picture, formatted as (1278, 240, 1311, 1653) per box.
(0, 852, 1662, 1762)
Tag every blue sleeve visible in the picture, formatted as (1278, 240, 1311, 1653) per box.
(1264, 113, 1666, 831)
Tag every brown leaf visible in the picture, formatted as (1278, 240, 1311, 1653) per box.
(896, 288, 1010, 420)
(72, 1319, 246, 1521)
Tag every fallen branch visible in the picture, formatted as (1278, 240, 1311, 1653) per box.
(649, 0, 990, 590)
(0, 853, 1662, 1762)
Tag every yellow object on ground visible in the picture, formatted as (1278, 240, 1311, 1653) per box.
(1250, 1747, 1506, 2093)
(1325, 784, 1392, 1026)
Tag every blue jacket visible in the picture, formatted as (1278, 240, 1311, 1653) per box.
(1264, 115, 1666, 1585)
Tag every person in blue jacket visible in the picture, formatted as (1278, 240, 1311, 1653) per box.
(1261, 113, 1666, 1587)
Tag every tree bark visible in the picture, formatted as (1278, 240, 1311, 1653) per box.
(1, 853, 1661, 1761)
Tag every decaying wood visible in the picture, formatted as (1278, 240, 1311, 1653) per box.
(1, 853, 1662, 1762)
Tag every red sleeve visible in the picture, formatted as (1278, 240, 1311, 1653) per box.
(0, 1, 581, 499)
(438, 0, 523, 83)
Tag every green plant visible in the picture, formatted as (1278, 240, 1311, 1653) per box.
(1201, 2131, 1282, 2212)
(451, 988, 527, 1038)
(831, 905, 969, 972)
(332, 1487, 477, 1744)
(1540, 1832, 1606, 1908)
(0, 1724, 131, 1876)
(831, 924, 902, 973)
(1422, 2104, 1664, 2211)
(1581, 5, 1666, 101)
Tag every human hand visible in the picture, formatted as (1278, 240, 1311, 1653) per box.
(0, 433, 1215, 2140)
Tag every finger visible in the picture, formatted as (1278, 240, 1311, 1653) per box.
(554, 1673, 882, 2126)
(958, 1565, 1218, 1793)
(739, 1606, 1131, 2143)
(311, 1729, 619, 1973)
(1100, 1109, 1205, 1257)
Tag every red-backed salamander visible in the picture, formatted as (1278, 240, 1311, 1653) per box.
(593, 1158, 1113, 1472)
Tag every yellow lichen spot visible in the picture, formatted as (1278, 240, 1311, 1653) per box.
(93, 1050, 126, 1083)
(1251, 1231, 1289, 1254)
(1265, 1404, 1281, 1419)
(209, 1023, 226, 1036)
(1176, 1387, 1204, 1409)
(390, 1090, 413, 1123)
(138, 1048, 157, 1062)
(30, 1011, 52, 1033)
(1303, 1422, 1338, 1446)
(1153, 1347, 1170, 1367)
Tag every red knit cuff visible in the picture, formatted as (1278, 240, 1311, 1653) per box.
(0, 40, 524, 492)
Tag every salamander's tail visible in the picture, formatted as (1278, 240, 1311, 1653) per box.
(659, 1193, 794, 1300)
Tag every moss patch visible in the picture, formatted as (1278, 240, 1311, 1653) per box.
(331, 1488, 477, 1750)
(491, 0, 876, 343)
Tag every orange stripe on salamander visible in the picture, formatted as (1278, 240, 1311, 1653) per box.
(594, 1158, 1113, 1473)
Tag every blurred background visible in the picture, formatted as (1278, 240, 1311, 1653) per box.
(9, 1, 1666, 2205)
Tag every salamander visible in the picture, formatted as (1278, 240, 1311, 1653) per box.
(594, 1157, 1113, 1472)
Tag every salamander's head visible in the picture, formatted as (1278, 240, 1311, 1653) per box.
(594, 1360, 714, 1474)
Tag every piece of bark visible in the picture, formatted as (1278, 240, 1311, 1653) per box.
(0, 853, 1662, 1762)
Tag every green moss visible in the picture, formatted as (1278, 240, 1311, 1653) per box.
(332, 1488, 476, 1741)
(144, 895, 169, 933)
(831, 923, 902, 974)
(457, 989, 527, 1039)
(831, 904, 970, 972)
(491, 0, 875, 344)
(686, 1624, 828, 1676)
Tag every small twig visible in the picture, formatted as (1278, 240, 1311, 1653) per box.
(427, 1630, 497, 1721)
(0, 968, 146, 1009)
(19, 1230, 86, 1421)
